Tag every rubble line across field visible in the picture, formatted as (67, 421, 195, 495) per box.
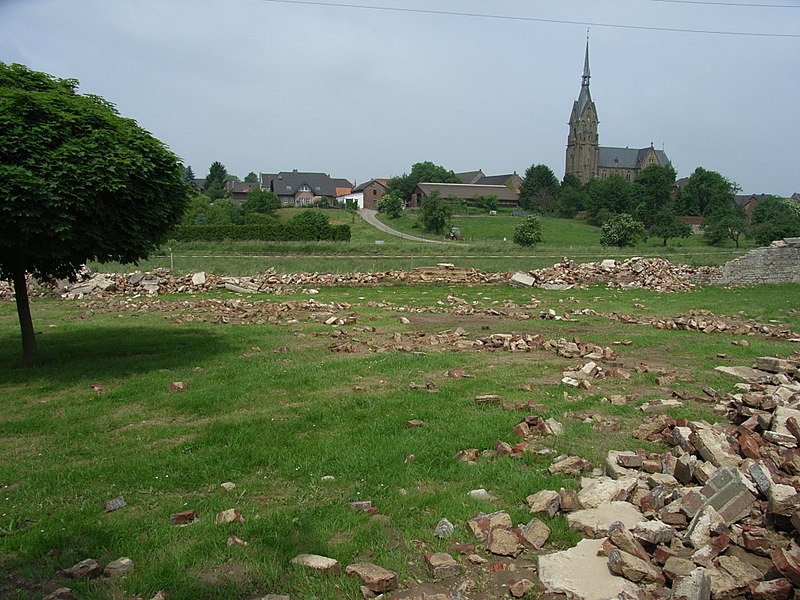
(0, 257, 722, 302)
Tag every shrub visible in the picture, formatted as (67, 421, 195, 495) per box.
(513, 215, 544, 247)
(599, 213, 646, 248)
(377, 192, 403, 218)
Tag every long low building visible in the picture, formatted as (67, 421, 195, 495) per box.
(410, 182, 519, 208)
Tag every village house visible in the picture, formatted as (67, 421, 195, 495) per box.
(338, 179, 390, 210)
(260, 170, 353, 207)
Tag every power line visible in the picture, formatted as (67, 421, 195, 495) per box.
(649, 0, 799, 8)
(260, 0, 800, 38)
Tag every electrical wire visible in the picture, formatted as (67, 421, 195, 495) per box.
(260, 0, 800, 38)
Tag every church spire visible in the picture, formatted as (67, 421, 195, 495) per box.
(582, 34, 590, 88)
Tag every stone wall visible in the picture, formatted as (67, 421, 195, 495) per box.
(713, 238, 800, 286)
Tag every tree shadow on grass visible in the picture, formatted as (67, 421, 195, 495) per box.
(0, 324, 234, 384)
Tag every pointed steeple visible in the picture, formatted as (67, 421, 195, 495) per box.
(582, 35, 590, 87)
(575, 33, 593, 119)
(566, 33, 599, 184)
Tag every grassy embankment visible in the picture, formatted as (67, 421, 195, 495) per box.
(88, 208, 752, 276)
(1, 282, 798, 599)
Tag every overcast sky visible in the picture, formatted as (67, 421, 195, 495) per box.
(1, 0, 798, 195)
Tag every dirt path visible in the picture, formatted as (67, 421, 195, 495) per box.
(359, 209, 463, 245)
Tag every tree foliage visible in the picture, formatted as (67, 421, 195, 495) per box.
(519, 164, 559, 214)
(287, 210, 332, 241)
(599, 213, 646, 248)
(474, 195, 498, 213)
(702, 204, 747, 248)
(387, 161, 460, 201)
(633, 163, 676, 229)
(750, 196, 800, 246)
(377, 190, 404, 218)
(244, 171, 258, 183)
(513, 215, 544, 247)
(242, 188, 280, 215)
(418, 191, 452, 235)
(649, 206, 692, 246)
(0, 62, 189, 365)
(584, 175, 636, 225)
(679, 167, 737, 216)
(205, 161, 228, 199)
(183, 165, 196, 186)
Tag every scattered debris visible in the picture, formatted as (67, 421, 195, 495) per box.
(290, 553, 340, 574)
(103, 495, 126, 512)
(62, 559, 101, 579)
(168, 381, 188, 393)
(215, 508, 244, 524)
(170, 509, 197, 525)
(103, 557, 134, 577)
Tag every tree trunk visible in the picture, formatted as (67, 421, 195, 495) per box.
(12, 268, 39, 367)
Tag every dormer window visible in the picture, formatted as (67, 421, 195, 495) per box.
(299, 184, 311, 192)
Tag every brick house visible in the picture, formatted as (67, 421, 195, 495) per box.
(260, 170, 352, 207)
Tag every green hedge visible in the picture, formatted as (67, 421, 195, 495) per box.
(173, 223, 350, 242)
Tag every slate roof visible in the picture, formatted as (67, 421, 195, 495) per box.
(260, 171, 353, 197)
(597, 147, 670, 170)
(456, 170, 485, 184)
(791, 193, 800, 203)
(477, 174, 515, 186)
(415, 182, 518, 203)
(353, 179, 389, 193)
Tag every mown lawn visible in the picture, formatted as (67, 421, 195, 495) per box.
(1, 283, 797, 599)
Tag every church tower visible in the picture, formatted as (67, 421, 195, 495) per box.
(565, 38, 599, 183)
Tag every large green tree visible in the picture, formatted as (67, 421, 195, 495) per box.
(556, 173, 585, 217)
(750, 196, 800, 246)
(679, 167, 737, 217)
(584, 175, 636, 225)
(649, 206, 692, 246)
(205, 161, 228, 199)
(632, 163, 675, 229)
(703, 204, 747, 248)
(0, 63, 189, 365)
(244, 171, 258, 183)
(388, 161, 460, 201)
(242, 188, 280, 215)
(518, 164, 559, 214)
(419, 191, 452, 235)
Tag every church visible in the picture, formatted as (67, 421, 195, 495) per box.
(565, 40, 670, 184)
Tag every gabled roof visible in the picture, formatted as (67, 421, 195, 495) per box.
(734, 194, 769, 207)
(476, 173, 516, 186)
(456, 170, 485, 184)
(598, 146, 670, 170)
(353, 179, 389, 193)
(260, 171, 352, 197)
(415, 182, 518, 202)
(790, 192, 800, 203)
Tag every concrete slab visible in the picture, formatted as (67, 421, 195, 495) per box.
(538, 538, 643, 600)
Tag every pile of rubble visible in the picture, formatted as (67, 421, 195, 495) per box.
(526, 353, 800, 599)
(0, 265, 506, 301)
(515, 257, 719, 292)
(0, 257, 724, 302)
(608, 309, 799, 341)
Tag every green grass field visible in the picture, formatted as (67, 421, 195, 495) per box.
(88, 209, 750, 276)
(1, 282, 798, 599)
